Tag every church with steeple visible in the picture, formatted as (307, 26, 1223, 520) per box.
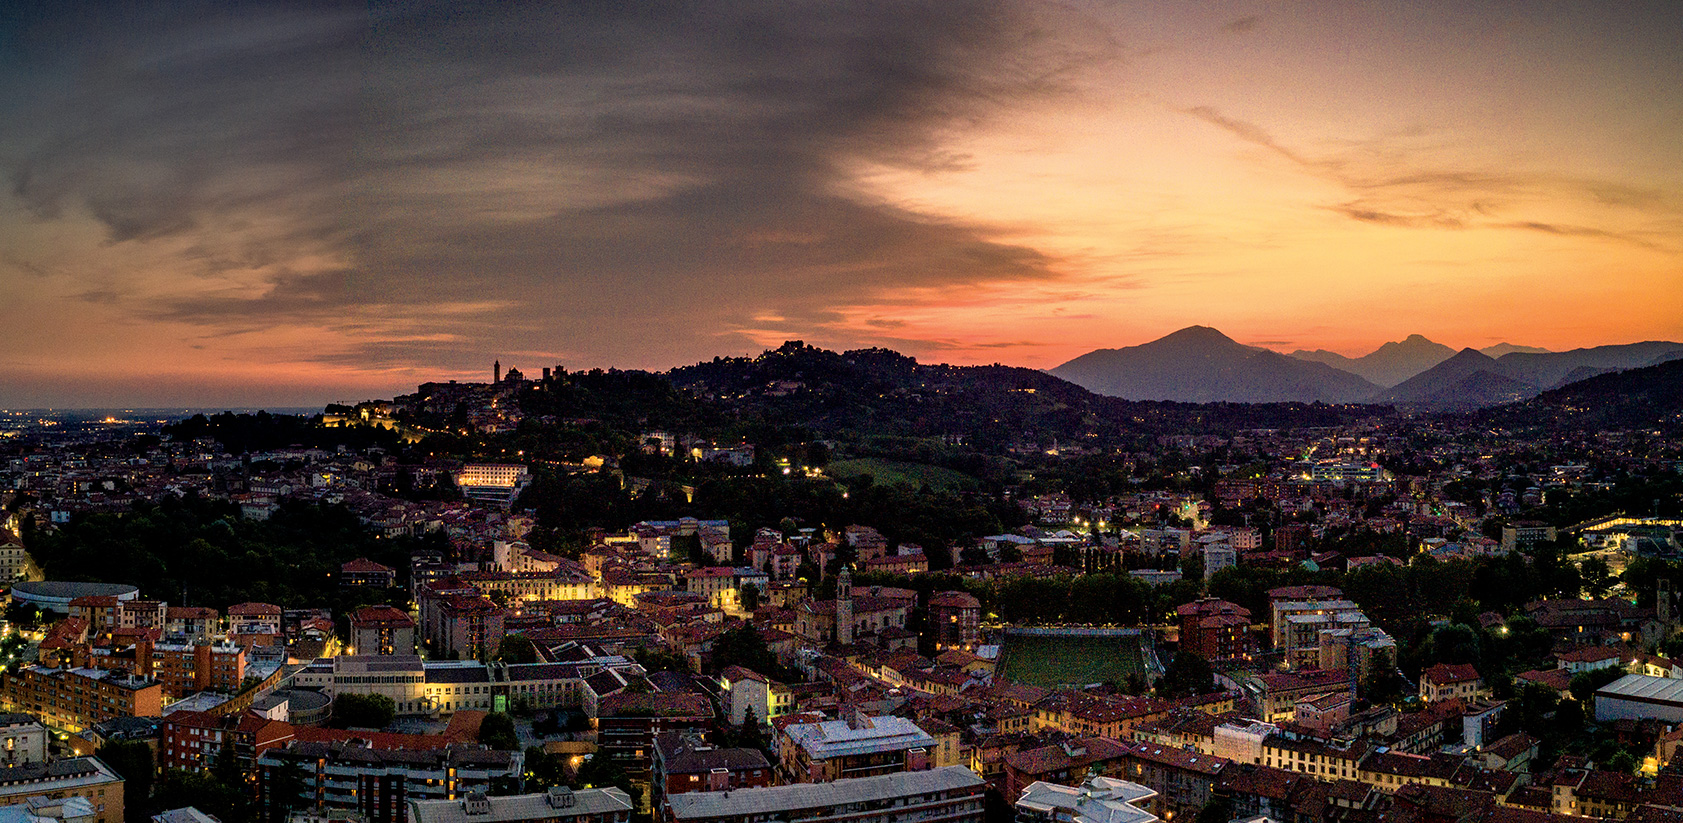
(792, 566, 917, 648)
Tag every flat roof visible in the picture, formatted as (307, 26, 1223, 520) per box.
(408, 789, 632, 823)
(1598, 673, 1683, 705)
(667, 766, 982, 821)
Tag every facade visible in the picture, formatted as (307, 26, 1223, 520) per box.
(1596, 674, 1683, 723)
(777, 715, 935, 784)
(928, 592, 981, 653)
(1419, 663, 1485, 703)
(0, 666, 162, 732)
(0, 758, 125, 823)
(454, 465, 531, 508)
(595, 692, 714, 787)
(257, 740, 522, 823)
(341, 558, 398, 588)
(407, 787, 633, 823)
(716, 667, 789, 727)
(0, 714, 48, 767)
(663, 766, 984, 823)
(650, 733, 771, 811)
(351, 606, 418, 656)
(1176, 599, 1253, 661)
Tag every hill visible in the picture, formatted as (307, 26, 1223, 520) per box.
(1290, 334, 1456, 387)
(1051, 326, 1378, 403)
(1480, 357, 1683, 432)
(665, 340, 1385, 448)
(1494, 341, 1683, 388)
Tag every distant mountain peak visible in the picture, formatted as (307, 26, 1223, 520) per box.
(1050, 326, 1375, 403)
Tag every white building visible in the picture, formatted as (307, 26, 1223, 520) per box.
(1596, 674, 1683, 724)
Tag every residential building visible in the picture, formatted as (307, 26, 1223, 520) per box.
(1176, 599, 1252, 662)
(257, 740, 522, 823)
(0, 666, 162, 732)
(1014, 776, 1159, 823)
(1419, 663, 1486, 703)
(650, 733, 771, 811)
(351, 606, 418, 657)
(0, 758, 124, 823)
(0, 714, 48, 767)
(341, 558, 398, 589)
(716, 667, 788, 727)
(407, 787, 632, 823)
(663, 766, 984, 823)
(928, 592, 981, 653)
(777, 714, 935, 784)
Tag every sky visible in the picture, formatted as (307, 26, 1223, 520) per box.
(1, 0, 1680, 407)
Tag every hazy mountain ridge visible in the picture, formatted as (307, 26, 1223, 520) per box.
(1289, 333, 1456, 387)
(1051, 326, 1378, 403)
(1058, 328, 1683, 409)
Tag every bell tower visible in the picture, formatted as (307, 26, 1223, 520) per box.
(835, 565, 854, 645)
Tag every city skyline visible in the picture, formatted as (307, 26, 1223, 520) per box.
(3, 1, 1681, 407)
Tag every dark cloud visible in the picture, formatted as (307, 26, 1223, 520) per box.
(1223, 16, 1260, 34)
(1, 0, 1114, 372)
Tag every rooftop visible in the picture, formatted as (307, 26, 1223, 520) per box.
(666, 766, 982, 821)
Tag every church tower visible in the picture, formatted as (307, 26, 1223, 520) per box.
(494, 360, 501, 384)
(835, 565, 854, 645)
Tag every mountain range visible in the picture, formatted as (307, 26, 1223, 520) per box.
(1050, 328, 1683, 409)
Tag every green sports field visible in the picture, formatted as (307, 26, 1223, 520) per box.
(996, 633, 1145, 688)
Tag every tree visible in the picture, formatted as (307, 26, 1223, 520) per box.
(740, 581, 761, 612)
(709, 624, 779, 677)
(154, 769, 250, 823)
(1194, 797, 1233, 823)
(1363, 654, 1403, 705)
(96, 740, 155, 823)
(330, 693, 395, 729)
(495, 635, 539, 664)
(1569, 667, 1626, 704)
(479, 712, 520, 751)
(1157, 651, 1214, 700)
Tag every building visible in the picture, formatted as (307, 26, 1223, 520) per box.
(1176, 599, 1252, 661)
(777, 714, 936, 784)
(159, 710, 295, 774)
(1419, 663, 1485, 703)
(341, 559, 398, 589)
(454, 465, 531, 508)
(716, 667, 788, 727)
(1502, 521, 1558, 552)
(351, 606, 418, 657)
(0, 667, 163, 732)
(407, 787, 632, 823)
(1015, 776, 1159, 823)
(1596, 674, 1683, 724)
(1004, 738, 1132, 803)
(928, 592, 981, 653)
(0, 714, 48, 767)
(258, 740, 523, 823)
(9, 583, 138, 616)
(0, 758, 125, 823)
(663, 766, 984, 823)
(595, 692, 714, 787)
(650, 733, 771, 811)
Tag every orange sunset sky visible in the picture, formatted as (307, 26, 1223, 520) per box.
(1, 1, 1680, 406)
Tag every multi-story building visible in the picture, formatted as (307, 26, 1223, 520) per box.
(595, 692, 713, 786)
(928, 592, 981, 653)
(0, 713, 49, 767)
(408, 787, 633, 823)
(0, 666, 162, 732)
(1004, 738, 1133, 803)
(341, 558, 398, 588)
(453, 464, 531, 508)
(0, 757, 125, 823)
(164, 607, 221, 643)
(257, 740, 523, 823)
(351, 606, 418, 656)
(1014, 776, 1159, 823)
(227, 603, 283, 650)
(663, 766, 984, 823)
(1177, 599, 1252, 661)
(777, 714, 935, 784)
(292, 654, 637, 717)
(650, 733, 771, 812)
(716, 667, 789, 727)
(159, 709, 295, 774)
(1419, 663, 1486, 703)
